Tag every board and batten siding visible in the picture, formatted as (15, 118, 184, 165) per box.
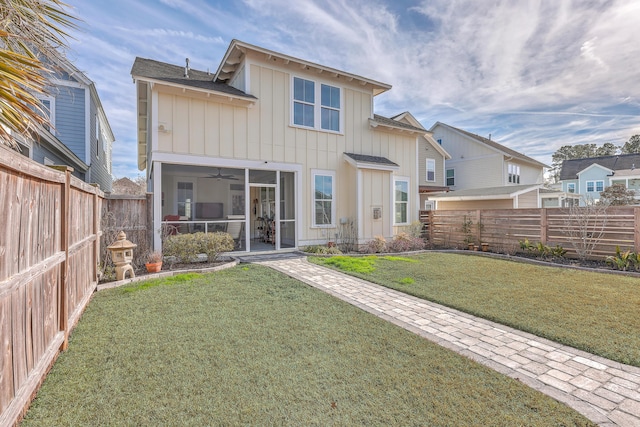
(153, 59, 417, 242)
(445, 155, 503, 190)
(418, 135, 446, 187)
(517, 189, 540, 208)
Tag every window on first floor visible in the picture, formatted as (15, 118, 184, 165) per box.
(312, 170, 335, 227)
(394, 178, 409, 225)
(446, 168, 455, 186)
(508, 163, 520, 184)
(586, 180, 604, 192)
(426, 158, 435, 182)
(567, 183, 575, 193)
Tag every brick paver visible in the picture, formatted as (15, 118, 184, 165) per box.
(251, 255, 640, 427)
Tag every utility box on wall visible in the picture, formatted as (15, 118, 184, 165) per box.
(372, 206, 382, 220)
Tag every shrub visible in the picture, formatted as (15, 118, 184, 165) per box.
(163, 232, 234, 264)
(302, 245, 343, 255)
(606, 246, 638, 271)
(362, 236, 387, 254)
(387, 232, 425, 253)
(518, 239, 566, 260)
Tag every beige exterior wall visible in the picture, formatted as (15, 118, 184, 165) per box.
(516, 189, 540, 208)
(445, 155, 504, 190)
(437, 199, 514, 210)
(150, 55, 417, 245)
(419, 135, 446, 187)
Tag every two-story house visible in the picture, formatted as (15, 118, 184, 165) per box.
(132, 39, 425, 252)
(425, 122, 549, 210)
(390, 113, 451, 210)
(559, 153, 640, 205)
(17, 56, 114, 192)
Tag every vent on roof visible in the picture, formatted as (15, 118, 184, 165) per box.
(184, 58, 190, 78)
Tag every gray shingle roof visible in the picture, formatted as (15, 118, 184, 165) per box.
(439, 123, 548, 168)
(559, 153, 640, 180)
(131, 57, 256, 99)
(372, 114, 426, 132)
(344, 152, 399, 167)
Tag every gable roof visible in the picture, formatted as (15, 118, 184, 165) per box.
(344, 152, 400, 171)
(430, 122, 549, 168)
(392, 112, 451, 160)
(370, 114, 426, 133)
(215, 39, 391, 96)
(131, 57, 256, 100)
(559, 153, 640, 180)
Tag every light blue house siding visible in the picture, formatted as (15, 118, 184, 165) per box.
(31, 146, 85, 180)
(53, 84, 86, 158)
(564, 164, 611, 205)
(89, 96, 113, 192)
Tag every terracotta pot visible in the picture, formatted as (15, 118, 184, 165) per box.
(145, 262, 162, 273)
(481, 243, 489, 252)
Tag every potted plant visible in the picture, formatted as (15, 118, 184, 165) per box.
(145, 251, 163, 273)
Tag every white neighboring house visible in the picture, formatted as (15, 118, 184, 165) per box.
(559, 153, 640, 205)
(425, 122, 549, 210)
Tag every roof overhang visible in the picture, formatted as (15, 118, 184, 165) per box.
(368, 117, 425, 135)
(344, 153, 399, 171)
(576, 163, 614, 177)
(215, 39, 392, 96)
(35, 129, 89, 173)
(427, 185, 542, 201)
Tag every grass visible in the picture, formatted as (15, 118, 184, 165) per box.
(311, 253, 640, 366)
(23, 265, 593, 426)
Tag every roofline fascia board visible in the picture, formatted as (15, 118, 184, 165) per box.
(37, 130, 89, 172)
(217, 39, 392, 96)
(576, 163, 614, 176)
(132, 75, 257, 104)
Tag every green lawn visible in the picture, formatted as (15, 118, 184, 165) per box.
(311, 252, 640, 367)
(23, 266, 593, 426)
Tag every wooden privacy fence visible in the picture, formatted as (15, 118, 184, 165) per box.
(420, 207, 640, 259)
(102, 194, 152, 271)
(0, 145, 103, 426)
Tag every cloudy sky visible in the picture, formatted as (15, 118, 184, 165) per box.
(64, 0, 640, 179)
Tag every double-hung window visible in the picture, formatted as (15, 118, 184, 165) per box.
(36, 95, 55, 133)
(508, 163, 520, 184)
(312, 170, 335, 227)
(293, 77, 315, 128)
(426, 159, 435, 182)
(567, 183, 575, 193)
(586, 180, 604, 193)
(394, 178, 409, 225)
(293, 77, 341, 132)
(446, 168, 455, 186)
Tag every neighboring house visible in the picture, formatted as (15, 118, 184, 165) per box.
(112, 177, 146, 196)
(16, 56, 115, 192)
(559, 153, 640, 205)
(132, 39, 425, 252)
(391, 112, 451, 211)
(425, 122, 548, 210)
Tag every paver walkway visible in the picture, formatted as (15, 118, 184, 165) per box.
(249, 255, 640, 427)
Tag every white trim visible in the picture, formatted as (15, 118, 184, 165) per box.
(426, 158, 436, 182)
(151, 152, 302, 174)
(393, 176, 410, 226)
(357, 169, 363, 239)
(311, 169, 336, 228)
(50, 78, 85, 89)
(153, 162, 162, 250)
(577, 163, 614, 176)
(35, 95, 56, 134)
(131, 75, 256, 105)
(151, 90, 159, 153)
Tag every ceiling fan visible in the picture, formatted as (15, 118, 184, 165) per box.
(206, 168, 239, 180)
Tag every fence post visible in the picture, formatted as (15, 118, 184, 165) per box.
(92, 185, 100, 284)
(540, 208, 548, 245)
(475, 210, 482, 243)
(51, 166, 72, 351)
(635, 207, 640, 253)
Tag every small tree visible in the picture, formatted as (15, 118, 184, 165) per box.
(599, 184, 637, 206)
(562, 197, 609, 261)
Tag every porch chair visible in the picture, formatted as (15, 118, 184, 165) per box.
(225, 215, 245, 249)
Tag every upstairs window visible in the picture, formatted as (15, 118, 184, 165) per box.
(567, 183, 575, 193)
(446, 168, 455, 186)
(292, 77, 341, 132)
(293, 77, 314, 128)
(586, 180, 604, 192)
(508, 163, 520, 184)
(426, 159, 435, 182)
(36, 95, 55, 133)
